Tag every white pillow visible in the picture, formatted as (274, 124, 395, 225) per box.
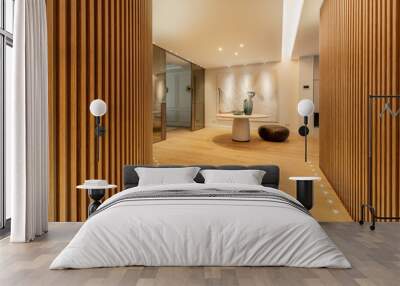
(135, 167, 201, 186)
(200, 169, 266, 185)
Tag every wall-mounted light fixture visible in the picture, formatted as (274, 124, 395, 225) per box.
(90, 99, 107, 162)
(297, 99, 314, 162)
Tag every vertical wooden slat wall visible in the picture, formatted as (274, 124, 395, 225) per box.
(47, 0, 153, 221)
(320, 0, 400, 221)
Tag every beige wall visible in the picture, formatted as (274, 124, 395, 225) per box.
(299, 55, 320, 132)
(205, 60, 300, 132)
(299, 56, 315, 102)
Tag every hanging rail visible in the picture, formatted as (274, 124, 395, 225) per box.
(360, 95, 400, 230)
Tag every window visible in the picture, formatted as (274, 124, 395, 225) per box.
(1, 0, 14, 231)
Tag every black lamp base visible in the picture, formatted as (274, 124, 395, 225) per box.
(298, 126, 309, 136)
(88, 189, 105, 216)
(298, 116, 310, 162)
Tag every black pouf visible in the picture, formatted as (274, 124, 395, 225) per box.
(258, 125, 290, 142)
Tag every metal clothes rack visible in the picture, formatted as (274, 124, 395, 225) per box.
(360, 95, 400, 230)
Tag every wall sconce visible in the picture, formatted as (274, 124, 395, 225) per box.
(297, 99, 314, 162)
(90, 99, 107, 162)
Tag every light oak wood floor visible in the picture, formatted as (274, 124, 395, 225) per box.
(1, 222, 399, 286)
(153, 128, 352, 222)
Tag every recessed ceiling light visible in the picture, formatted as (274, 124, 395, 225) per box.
(234, 52, 239, 56)
(239, 43, 245, 48)
(218, 47, 223, 52)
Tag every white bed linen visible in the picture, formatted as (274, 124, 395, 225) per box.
(50, 183, 351, 269)
(200, 169, 266, 185)
(135, 167, 200, 186)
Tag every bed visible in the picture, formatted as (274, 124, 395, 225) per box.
(50, 165, 351, 269)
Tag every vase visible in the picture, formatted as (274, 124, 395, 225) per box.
(243, 97, 253, 115)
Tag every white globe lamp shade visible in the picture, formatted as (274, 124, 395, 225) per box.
(90, 99, 107, 117)
(297, 99, 314, 117)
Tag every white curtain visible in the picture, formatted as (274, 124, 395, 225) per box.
(8, 0, 49, 242)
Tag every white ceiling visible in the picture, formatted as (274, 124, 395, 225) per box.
(153, 0, 283, 69)
(292, 0, 324, 59)
(153, 0, 322, 68)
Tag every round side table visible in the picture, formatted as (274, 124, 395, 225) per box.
(77, 184, 117, 216)
(216, 113, 271, 142)
(289, 177, 321, 210)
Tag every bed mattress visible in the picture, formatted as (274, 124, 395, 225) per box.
(50, 183, 351, 269)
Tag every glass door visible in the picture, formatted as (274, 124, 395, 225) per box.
(0, 0, 14, 230)
(165, 53, 192, 130)
(152, 47, 205, 140)
(191, 63, 205, 131)
(0, 9, 3, 229)
(152, 45, 167, 142)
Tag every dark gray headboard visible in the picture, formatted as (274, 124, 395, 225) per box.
(123, 165, 280, 190)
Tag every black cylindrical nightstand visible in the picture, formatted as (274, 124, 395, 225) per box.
(289, 177, 321, 210)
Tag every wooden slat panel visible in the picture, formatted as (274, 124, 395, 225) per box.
(70, 0, 78, 222)
(47, 0, 153, 221)
(47, 0, 56, 222)
(320, 0, 400, 221)
(78, 0, 88, 221)
(58, 0, 69, 221)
